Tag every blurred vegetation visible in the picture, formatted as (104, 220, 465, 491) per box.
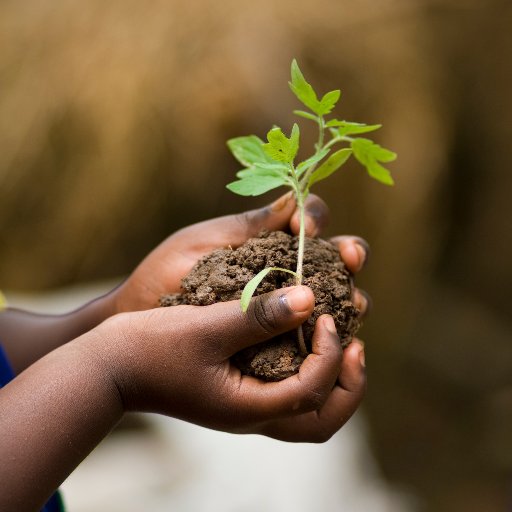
(1, 1, 511, 510)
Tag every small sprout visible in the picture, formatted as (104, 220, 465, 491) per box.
(227, 59, 396, 354)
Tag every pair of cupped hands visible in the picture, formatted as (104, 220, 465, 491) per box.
(88, 192, 368, 443)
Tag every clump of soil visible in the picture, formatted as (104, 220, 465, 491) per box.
(160, 231, 360, 381)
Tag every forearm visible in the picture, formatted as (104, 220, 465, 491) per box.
(0, 333, 123, 511)
(0, 290, 117, 374)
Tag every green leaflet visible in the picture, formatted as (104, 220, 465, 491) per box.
(262, 124, 300, 164)
(226, 175, 290, 196)
(327, 120, 382, 136)
(318, 90, 341, 116)
(289, 59, 320, 114)
(289, 59, 340, 117)
(235, 166, 286, 179)
(240, 267, 298, 312)
(227, 135, 277, 167)
(308, 148, 352, 188)
(351, 138, 396, 185)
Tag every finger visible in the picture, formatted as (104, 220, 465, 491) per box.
(290, 194, 329, 237)
(171, 192, 297, 251)
(352, 288, 372, 318)
(256, 339, 366, 442)
(330, 236, 370, 273)
(199, 285, 315, 358)
(338, 338, 366, 392)
(231, 315, 343, 423)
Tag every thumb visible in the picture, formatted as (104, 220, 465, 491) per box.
(201, 285, 315, 358)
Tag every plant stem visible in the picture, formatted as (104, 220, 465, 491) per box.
(317, 116, 325, 150)
(295, 188, 306, 285)
(299, 116, 325, 193)
(289, 171, 308, 357)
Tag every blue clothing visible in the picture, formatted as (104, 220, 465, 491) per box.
(0, 345, 65, 512)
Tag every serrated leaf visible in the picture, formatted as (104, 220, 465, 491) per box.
(296, 148, 330, 176)
(351, 138, 396, 186)
(327, 120, 382, 136)
(367, 161, 394, 185)
(227, 135, 276, 167)
(289, 59, 322, 115)
(318, 90, 341, 116)
(293, 110, 319, 122)
(240, 267, 298, 312)
(370, 145, 397, 163)
(226, 175, 289, 196)
(263, 124, 300, 164)
(308, 148, 352, 188)
(290, 123, 300, 160)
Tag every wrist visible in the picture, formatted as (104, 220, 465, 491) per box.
(81, 313, 135, 413)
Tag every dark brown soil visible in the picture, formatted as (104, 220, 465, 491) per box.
(160, 231, 360, 381)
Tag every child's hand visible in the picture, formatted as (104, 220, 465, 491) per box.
(110, 193, 370, 317)
(87, 285, 365, 442)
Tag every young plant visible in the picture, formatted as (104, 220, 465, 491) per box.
(226, 59, 396, 355)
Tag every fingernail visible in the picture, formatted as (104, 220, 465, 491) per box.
(361, 291, 372, 315)
(283, 286, 312, 313)
(354, 289, 372, 317)
(270, 192, 293, 212)
(323, 315, 337, 335)
(354, 239, 370, 268)
(359, 348, 366, 367)
(354, 340, 365, 367)
(344, 244, 360, 271)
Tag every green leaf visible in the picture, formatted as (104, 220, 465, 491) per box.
(369, 145, 397, 163)
(308, 148, 352, 188)
(226, 175, 290, 196)
(367, 161, 394, 185)
(236, 161, 289, 179)
(318, 90, 341, 116)
(227, 135, 276, 167)
(351, 138, 396, 185)
(254, 162, 290, 171)
(240, 267, 298, 312)
(327, 120, 382, 136)
(235, 167, 284, 179)
(262, 124, 300, 164)
(289, 59, 322, 115)
(296, 148, 330, 176)
(293, 110, 319, 122)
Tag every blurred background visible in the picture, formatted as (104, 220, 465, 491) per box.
(1, 0, 511, 510)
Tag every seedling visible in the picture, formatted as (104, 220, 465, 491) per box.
(227, 59, 396, 355)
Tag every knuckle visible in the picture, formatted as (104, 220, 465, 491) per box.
(233, 208, 268, 237)
(234, 211, 253, 233)
(250, 296, 281, 335)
